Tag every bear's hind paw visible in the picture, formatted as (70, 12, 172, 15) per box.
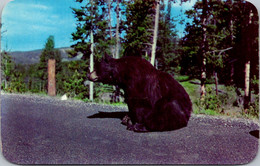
(127, 123, 149, 132)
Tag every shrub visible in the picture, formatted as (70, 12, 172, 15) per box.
(246, 95, 259, 119)
(196, 87, 229, 114)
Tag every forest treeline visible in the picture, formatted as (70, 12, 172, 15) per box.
(1, 0, 259, 117)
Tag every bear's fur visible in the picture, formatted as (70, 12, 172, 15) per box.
(88, 55, 192, 132)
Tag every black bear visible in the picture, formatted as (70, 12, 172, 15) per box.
(88, 55, 192, 132)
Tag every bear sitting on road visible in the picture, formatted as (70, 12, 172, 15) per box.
(88, 55, 192, 132)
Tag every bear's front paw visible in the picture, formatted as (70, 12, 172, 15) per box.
(121, 115, 132, 126)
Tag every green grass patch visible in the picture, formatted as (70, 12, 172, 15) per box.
(179, 80, 200, 104)
(107, 102, 127, 106)
(193, 108, 222, 116)
(174, 75, 190, 82)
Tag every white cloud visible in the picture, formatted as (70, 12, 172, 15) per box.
(2, 2, 60, 33)
(31, 24, 56, 32)
(1, 0, 78, 51)
(3, 2, 52, 21)
(30, 4, 50, 10)
(6, 2, 50, 11)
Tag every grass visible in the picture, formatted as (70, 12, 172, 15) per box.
(194, 109, 222, 116)
(179, 80, 200, 103)
(177, 76, 259, 120)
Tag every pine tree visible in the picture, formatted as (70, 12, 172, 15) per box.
(240, 2, 258, 110)
(181, 0, 235, 82)
(1, 51, 26, 92)
(38, 35, 61, 92)
(156, 0, 179, 73)
(71, 0, 111, 59)
(63, 60, 89, 100)
(123, 0, 155, 57)
(181, 0, 258, 103)
(1, 51, 14, 89)
(71, 0, 110, 101)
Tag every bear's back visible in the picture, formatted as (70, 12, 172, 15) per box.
(116, 56, 156, 78)
(117, 56, 155, 70)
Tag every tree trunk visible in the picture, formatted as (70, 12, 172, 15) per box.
(107, 0, 114, 57)
(150, 0, 160, 66)
(229, 0, 234, 85)
(89, 30, 94, 102)
(200, 0, 208, 100)
(244, 61, 250, 108)
(229, 0, 234, 43)
(107, 0, 112, 39)
(244, 9, 253, 110)
(89, 0, 94, 102)
(214, 71, 218, 96)
(48, 59, 56, 96)
(115, 0, 120, 59)
(111, 0, 121, 103)
(230, 62, 234, 84)
(200, 58, 206, 99)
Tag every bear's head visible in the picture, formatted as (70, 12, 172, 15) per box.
(88, 54, 118, 84)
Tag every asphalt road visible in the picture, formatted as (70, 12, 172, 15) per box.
(0, 93, 259, 164)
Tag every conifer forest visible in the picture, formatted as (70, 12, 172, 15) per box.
(1, 0, 259, 119)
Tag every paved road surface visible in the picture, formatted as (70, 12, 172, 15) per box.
(0, 93, 259, 164)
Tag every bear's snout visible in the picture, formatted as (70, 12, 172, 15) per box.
(88, 71, 99, 81)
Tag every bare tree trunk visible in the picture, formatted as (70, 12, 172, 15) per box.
(48, 59, 56, 96)
(107, 0, 114, 57)
(107, 0, 112, 39)
(244, 61, 250, 105)
(89, 0, 94, 101)
(89, 30, 94, 101)
(214, 71, 218, 96)
(200, 58, 206, 99)
(228, 0, 235, 85)
(115, 0, 120, 59)
(150, 0, 160, 66)
(112, 0, 121, 103)
(244, 9, 254, 110)
(200, 0, 208, 100)
(229, 0, 234, 42)
(230, 62, 234, 84)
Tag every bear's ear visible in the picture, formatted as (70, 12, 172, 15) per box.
(103, 53, 113, 63)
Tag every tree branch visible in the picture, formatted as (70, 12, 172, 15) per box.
(210, 47, 233, 55)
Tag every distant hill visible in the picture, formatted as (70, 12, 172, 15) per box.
(9, 47, 83, 65)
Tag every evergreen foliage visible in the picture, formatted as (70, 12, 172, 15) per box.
(180, 0, 258, 89)
(123, 0, 155, 57)
(63, 60, 89, 100)
(38, 35, 62, 91)
(71, 0, 112, 60)
(1, 51, 26, 92)
(1, 0, 258, 119)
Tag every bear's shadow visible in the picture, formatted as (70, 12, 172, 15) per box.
(87, 111, 127, 120)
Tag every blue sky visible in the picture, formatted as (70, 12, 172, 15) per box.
(1, 0, 196, 52)
(1, 0, 260, 52)
(1, 0, 81, 51)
